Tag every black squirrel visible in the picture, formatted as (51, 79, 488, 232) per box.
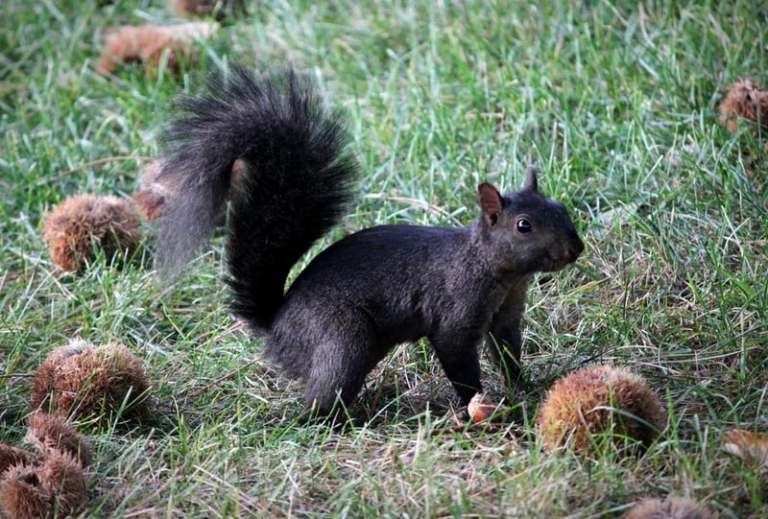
(156, 66, 584, 415)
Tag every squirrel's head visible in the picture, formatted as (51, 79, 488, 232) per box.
(476, 167, 584, 274)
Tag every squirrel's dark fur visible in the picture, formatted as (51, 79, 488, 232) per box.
(158, 65, 584, 415)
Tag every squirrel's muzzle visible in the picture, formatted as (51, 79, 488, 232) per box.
(554, 231, 584, 270)
(569, 233, 585, 261)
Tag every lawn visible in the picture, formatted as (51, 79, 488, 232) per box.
(1, 0, 766, 517)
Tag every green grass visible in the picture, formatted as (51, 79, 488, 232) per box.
(2, 0, 767, 517)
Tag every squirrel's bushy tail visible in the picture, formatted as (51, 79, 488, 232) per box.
(157, 65, 357, 331)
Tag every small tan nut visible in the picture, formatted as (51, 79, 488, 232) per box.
(467, 393, 496, 423)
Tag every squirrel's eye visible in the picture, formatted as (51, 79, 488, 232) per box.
(516, 219, 532, 233)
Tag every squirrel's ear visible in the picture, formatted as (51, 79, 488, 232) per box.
(523, 166, 538, 192)
(478, 183, 503, 225)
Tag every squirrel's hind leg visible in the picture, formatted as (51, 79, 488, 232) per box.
(303, 317, 379, 416)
